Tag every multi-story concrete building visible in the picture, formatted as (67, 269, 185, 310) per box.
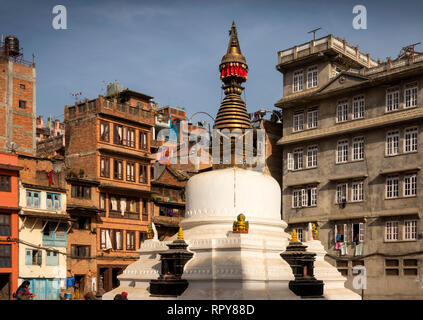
(17, 156, 69, 300)
(275, 34, 423, 299)
(0, 152, 21, 300)
(64, 86, 154, 295)
(0, 36, 36, 156)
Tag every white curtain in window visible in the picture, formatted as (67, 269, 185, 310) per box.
(105, 230, 112, 250)
(120, 198, 126, 216)
(111, 197, 117, 211)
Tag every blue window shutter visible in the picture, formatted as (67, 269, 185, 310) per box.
(25, 249, 32, 265)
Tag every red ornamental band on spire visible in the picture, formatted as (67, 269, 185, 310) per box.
(220, 62, 248, 81)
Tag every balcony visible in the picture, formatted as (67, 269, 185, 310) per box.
(108, 210, 140, 220)
(42, 233, 67, 248)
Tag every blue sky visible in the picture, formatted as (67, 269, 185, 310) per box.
(1, 0, 422, 124)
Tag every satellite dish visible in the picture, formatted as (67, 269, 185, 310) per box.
(5, 141, 19, 153)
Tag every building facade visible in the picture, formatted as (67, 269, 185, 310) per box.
(0, 152, 21, 299)
(0, 36, 36, 156)
(64, 88, 154, 295)
(275, 34, 423, 299)
(17, 156, 69, 300)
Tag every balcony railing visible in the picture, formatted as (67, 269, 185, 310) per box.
(108, 210, 140, 220)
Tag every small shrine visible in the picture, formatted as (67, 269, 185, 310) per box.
(233, 213, 249, 233)
(281, 229, 324, 298)
(149, 228, 193, 296)
(147, 224, 154, 239)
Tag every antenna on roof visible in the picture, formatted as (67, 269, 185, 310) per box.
(308, 27, 322, 41)
(399, 42, 421, 58)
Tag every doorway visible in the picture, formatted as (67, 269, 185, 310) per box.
(74, 275, 85, 299)
(0, 274, 10, 300)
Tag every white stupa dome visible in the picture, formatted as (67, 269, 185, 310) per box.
(185, 167, 282, 221)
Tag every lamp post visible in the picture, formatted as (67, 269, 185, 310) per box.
(188, 111, 216, 139)
(255, 109, 282, 124)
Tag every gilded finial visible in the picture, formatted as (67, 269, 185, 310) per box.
(291, 229, 298, 242)
(177, 227, 184, 240)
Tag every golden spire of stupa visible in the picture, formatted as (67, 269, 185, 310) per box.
(291, 229, 298, 242)
(214, 22, 251, 131)
(177, 227, 184, 240)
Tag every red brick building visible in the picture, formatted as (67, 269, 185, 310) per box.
(0, 36, 36, 156)
(0, 152, 21, 300)
(64, 87, 155, 295)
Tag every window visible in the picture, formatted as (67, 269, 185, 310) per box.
(71, 185, 91, 199)
(0, 175, 11, 192)
(385, 221, 399, 241)
(337, 100, 348, 123)
(20, 84, 25, 90)
(19, 100, 26, 109)
(46, 193, 61, 210)
(100, 121, 109, 142)
(351, 181, 364, 202)
(405, 83, 418, 108)
(112, 230, 123, 250)
(307, 108, 318, 129)
(139, 164, 148, 183)
(293, 70, 303, 92)
(123, 127, 135, 148)
(404, 220, 417, 240)
(100, 229, 107, 249)
(42, 222, 67, 247)
(100, 157, 110, 178)
(110, 196, 118, 211)
(404, 174, 417, 197)
(126, 162, 135, 182)
(71, 245, 91, 258)
(336, 184, 347, 204)
(386, 176, 399, 198)
(142, 200, 148, 221)
(46, 250, 59, 266)
(0, 245, 11, 267)
(76, 216, 90, 230)
(404, 127, 418, 153)
(113, 159, 123, 180)
(293, 148, 303, 170)
(114, 124, 123, 145)
(296, 228, 304, 242)
(403, 259, 418, 276)
(306, 145, 318, 168)
(386, 88, 399, 112)
(352, 95, 365, 119)
(25, 249, 42, 266)
(140, 131, 148, 150)
(26, 190, 40, 208)
(0, 214, 10, 236)
(386, 131, 399, 156)
(336, 140, 349, 163)
(307, 66, 318, 89)
(352, 223, 365, 244)
(385, 259, 399, 276)
(352, 137, 364, 161)
(336, 260, 348, 276)
(292, 189, 302, 208)
(100, 193, 106, 210)
(293, 112, 304, 132)
(126, 231, 136, 251)
(292, 187, 317, 208)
